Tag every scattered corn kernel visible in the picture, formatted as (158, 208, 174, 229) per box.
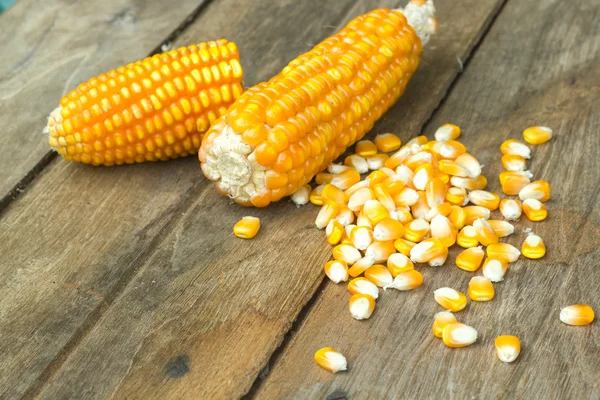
(327, 163, 354, 174)
(448, 205, 467, 230)
(365, 264, 394, 288)
(375, 133, 402, 153)
(482, 257, 508, 282)
(365, 240, 397, 263)
(488, 220, 515, 237)
(385, 146, 412, 169)
(499, 199, 522, 221)
(344, 154, 369, 174)
(386, 253, 415, 277)
(373, 184, 396, 211)
(356, 209, 373, 228)
(425, 202, 453, 221)
(410, 238, 446, 263)
(321, 184, 348, 205)
(410, 191, 431, 220)
(426, 178, 447, 208)
(495, 335, 521, 362)
(394, 238, 417, 256)
(355, 140, 378, 157)
(363, 200, 390, 224)
(446, 187, 468, 206)
(499, 171, 531, 195)
(450, 175, 487, 191)
(432, 311, 457, 338)
(348, 187, 373, 212)
(330, 170, 361, 190)
(468, 190, 500, 210)
(316, 202, 340, 229)
(442, 323, 478, 348)
(468, 276, 495, 301)
(455, 153, 481, 178)
(291, 184, 311, 206)
(473, 218, 499, 246)
(324, 260, 349, 283)
(457, 225, 479, 248)
(233, 216, 260, 239)
(463, 205, 491, 225)
(429, 246, 448, 267)
(522, 198, 548, 221)
(326, 220, 344, 245)
(519, 180, 551, 202)
(438, 160, 471, 177)
(394, 187, 420, 207)
(560, 304, 595, 326)
(347, 277, 379, 299)
(404, 218, 430, 242)
(413, 163, 434, 191)
(349, 293, 376, 320)
(434, 124, 461, 142)
(456, 246, 485, 272)
(486, 243, 521, 263)
(366, 154, 389, 171)
(523, 126, 552, 145)
(314, 347, 347, 373)
(335, 207, 355, 226)
(501, 154, 526, 171)
(347, 255, 375, 278)
(316, 172, 333, 185)
(384, 269, 423, 291)
(350, 226, 374, 251)
(332, 244, 362, 266)
(501, 139, 531, 159)
(434, 287, 468, 312)
(521, 233, 546, 259)
(430, 214, 457, 247)
(373, 218, 405, 241)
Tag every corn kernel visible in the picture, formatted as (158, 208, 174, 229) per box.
(410, 238, 446, 263)
(373, 184, 396, 211)
(393, 208, 414, 224)
(499, 198, 522, 221)
(487, 220, 515, 237)
(394, 238, 417, 256)
(314, 347, 347, 373)
(326, 219, 344, 245)
(521, 233, 546, 259)
(394, 187, 420, 207)
(451, 175, 487, 191)
(468, 276, 495, 301)
(473, 218, 498, 246)
(233, 216, 260, 239)
(413, 163, 434, 191)
(384, 269, 423, 291)
(403, 218, 430, 242)
(373, 218, 405, 241)
(523, 126, 552, 145)
(430, 214, 456, 247)
(455, 153, 481, 178)
(316, 172, 333, 185)
(501, 154, 526, 171)
(327, 163, 354, 174)
(345, 180, 370, 198)
(463, 205, 491, 225)
(385, 146, 412, 169)
(348, 277, 379, 299)
(438, 160, 471, 177)
(560, 304, 595, 326)
(446, 187, 468, 206)
(309, 184, 325, 205)
(344, 154, 369, 174)
(363, 200, 390, 224)
(499, 171, 531, 195)
(482, 257, 508, 282)
(366, 154, 389, 171)
(432, 311, 457, 338)
(321, 184, 348, 205)
(348, 187, 373, 212)
(349, 293, 376, 320)
(365, 240, 397, 263)
(316, 202, 340, 229)
(519, 180, 551, 202)
(356, 209, 373, 228)
(374, 133, 402, 153)
(457, 225, 479, 248)
(411, 191, 431, 220)
(428, 246, 448, 267)
(486, 243, 521, 263)
(350, 226, 374, 251)
(468, 190, 500, 210)
(456, 246, 485, 272)
(425, 202, 453, 222)
(495, 335, 521, 362)
(330, 170, 361, 190)
(324, 260, 349, 283)
(405, 151, 433, 170)
(386, 253, 415, 277)
(347, 255, 375, 277)
(442, 323, 477, 348)
(426, 178, 447, 208)
(365, 264, 394, 288)
(448, 205, 467, 230)
(335, 207, 355, 226)
(355, 140, 378, 157)
(332, 244, 362, 266)
(522, 198, 548, 221)
(434, 287, 468, 312)
(501, 139, 531, 159)
(291, 184, 311, 206)
(434, 123, 461, 142)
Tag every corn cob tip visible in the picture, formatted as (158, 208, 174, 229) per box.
(399, 0, 436, 45)
(44, 106, 62, 140)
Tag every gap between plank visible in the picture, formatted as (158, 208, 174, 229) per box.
(241, 1, 511, 398)
(0, 0, 214, 217)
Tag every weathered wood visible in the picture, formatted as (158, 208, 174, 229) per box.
(0, 0, 210, 211)
(20, 1, 507, 399)
(255, 1, 600, 399)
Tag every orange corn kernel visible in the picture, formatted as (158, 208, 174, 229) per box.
(501, 154, 526, 171)
(365, 240, 397, 263)
(363, 200, 390, 224)
(347, 255, 375, 278)
(519, 180, 551, 202)
(473, 218, 499, 246)
(406, 135, 429, 146)
(429, 245, 448, 267)
(387, 253, 415, 277)
(432, 311, 457, 338)
(330, 170, 361, 191)
(430, 215, 456, 247)
(367, 170, 391, 187)
(365, 264, 394, 288)
(448, 205, 467, 230)
(291, 184, 311, 206)
(347, 187, 373, 212)
(413, 163, 435, 191)
(348, 277, 379, 299)
(314, 347, 347, 373)
(344, 154, 369, 174)
(355, 140, 378, 157)
(321, 184, 348, 205)
(373, 218, 405, 241)
(521, 233, 546, 259)
(349, 293, 376, 320)
(451, 175, 487, 191)
(394, 188, 420, 207)
(316, 172, 333, 185)
(373, 184, 396, 211)
(468, 190, 500, 210)
(410, 238, 445, 263)
(356, 209, 373, 228)
(345, 181, 370, 199)
(332, 244, 362, 265)
(455, 153, 482, 178)
(446, 187, 468, 206)
(482, 257, 508, 282)
(350, 226, 374, 251)
(499, 198, 522, 221)
(316, 202, 340, 229)
(394, 238, 418, 256)
(488, 220, 515, 237)
(405, 151, 434, 171)
(385, 146, 412, 169)
(523, 126, 552, 145)
(499, 171, 531, 195)
(326, 219, 345, 245)
(310, 184, 325, 205)
(382, 176, 406, 195)
(411, 191, 431, 220)
(336, 207, 355, 226)
(434, 123, 461, 142)
(442, 323, 477, 348)
(501, 139, 531, 159)
(375, 133, 402, 153)
(403, 218, 430, 242)
(233, 216, 261, 239)
(426, 178, 447, 208)
(457, 225, 479, 248)
(463, 205, 491, 225)
(495, 335, 521, 363)
(468, 276, 495, 302)
(393, 208, 414, 224)
(486, 243, 521, 263)
(522, 198, 548, 221)
(324, 260, 349, 283)
(366, 154, 389, 171)
(560, 304, 595, 326)
(426, 202, 453, 222)
(456, 246, 485, 272)
(394, 165, 414, 186)
(438, 160, 471, 177)
(434, 287, 468, 312)
(327, 163, 354, 174)
(384, 269, 423, 291)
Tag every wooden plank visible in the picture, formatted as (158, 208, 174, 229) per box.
(0, 0, 210, 210)
(23, 1, 507, 399)
(254, 0, 600, 399)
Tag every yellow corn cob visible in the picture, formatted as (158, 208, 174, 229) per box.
(199, 1, 437, 206)
(45, 41, 244, 166)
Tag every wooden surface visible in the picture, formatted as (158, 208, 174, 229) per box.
(0, 0, 209, 211)
(0, 0, 598, 399)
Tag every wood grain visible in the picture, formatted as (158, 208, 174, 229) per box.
(0, 0, 211, 211)
(30, 1, 505, 399)
(255, 1, 600, 399)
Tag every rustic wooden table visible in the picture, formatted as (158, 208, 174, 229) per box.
(1, 0, 598, 398)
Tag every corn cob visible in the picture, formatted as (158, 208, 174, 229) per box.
(45, 41, 244, 166)
(199, 1, 437, 206)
